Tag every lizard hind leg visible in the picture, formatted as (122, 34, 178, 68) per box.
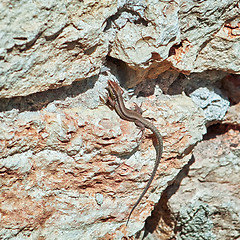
(133, 102, 144, 115)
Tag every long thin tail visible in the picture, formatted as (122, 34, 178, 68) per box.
(126, 166, 158, 225)
(126, 125, 163, 225)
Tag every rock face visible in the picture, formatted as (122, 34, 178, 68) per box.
(0, 0, 239, 239)
(168, 123, 240, 240)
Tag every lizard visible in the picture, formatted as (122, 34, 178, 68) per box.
(105, 80, 163, 225)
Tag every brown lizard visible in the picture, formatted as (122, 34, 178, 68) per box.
(105, 80, 163, 225)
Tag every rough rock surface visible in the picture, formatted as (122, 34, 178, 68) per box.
(174, 0, 240, 73)
(0, 0, 240, 239)
(168, 124, 240, 240)
(0, 74, 206, 239)
(189, 87, 230, 122)
(1, 0, 240, 97)
(135, 104, 240, 240)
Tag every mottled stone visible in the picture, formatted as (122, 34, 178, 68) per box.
(0, 0, 113, 98)
(1, 0, 240, 98)
(0, 79, 206, 239)
(176, 202, 216, 240)
(170, 0, 240, 73)
(223, 103, 240, 125)
(190, 87, 230, 123)
(0, 0, 239, 239)
(168, 126, 240, 240)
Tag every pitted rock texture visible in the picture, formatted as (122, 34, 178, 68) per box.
(168, 124, 240, 240)
(0, 0, 239, 239)
(1, 0, 240, 97)
(0, 78, 206, 239)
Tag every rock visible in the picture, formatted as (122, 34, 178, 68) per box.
(0, 81, 206, 238)
(0, 0, 239, 239)
(223, 103, 240, 125)
(0, 1, 111, 98)
(167, 125, 240, 240)
(189, 87, 230, 123)
(170, 0, 240, 73)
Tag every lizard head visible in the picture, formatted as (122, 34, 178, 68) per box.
(107, 80, 123, 98)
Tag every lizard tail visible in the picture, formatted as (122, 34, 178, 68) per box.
(126, 125, 163, 225)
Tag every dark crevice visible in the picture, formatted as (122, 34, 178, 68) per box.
(45, 26, 65, 41)
(137, 156, 195, 239)
(134, 70, 181, 97)
(84, 45, 98, 55)
(135, 79, 156, 97)
(103, 16, 114, 32)
(221, 74, 240, 105)
(103, 8, 148, 32)
(168, 42, 183, 57)
(167, 73, 189, 95)
(100, 216, 116, 222)
(13, 37, 28, 41)
(0, 76, 97, 113)
(105, 55, 136, 88)
(203, 123, 240, 141)
(19, 31, 44, 52)
(6, 47, 14, 54)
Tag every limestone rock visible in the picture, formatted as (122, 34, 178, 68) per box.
(0, 0, 239, 239)
(167, 125, 240, 240)
(170, 0, 240, 73)
(1, 0, 239, 98)
(189, 87, 230, 123)
(0, 79, 206, 239)
(0, 0, 113, 98)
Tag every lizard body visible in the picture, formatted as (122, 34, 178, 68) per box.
(106, 80, 163, 224)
